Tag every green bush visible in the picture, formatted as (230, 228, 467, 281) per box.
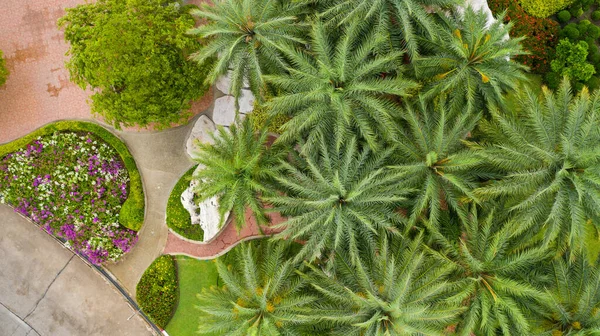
(588, 26, 600, 40)
(562, 23, 580, 40)
(586, 75, 600, 90)
(0, 50, 8, 87)
(136, 255, 178, 328)
(166, 165, 204, 241)
(557, 10, 572, 22)
(552, 39, 596, 82)
(250, 99, 290, 135)
(570, 6, 584, 17)
(0, 121, 145, 231)
(588, 49, 600, 63)
(544, 72, 562, 89)
(518, 0, 575, 17)
(592, 10, 600, 20)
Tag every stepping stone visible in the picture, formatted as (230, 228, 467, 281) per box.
(239, 89, 255, 114)
(213, 96, 236, 126)
(216, 71, 250, 95)
(186, 115, 216, 159)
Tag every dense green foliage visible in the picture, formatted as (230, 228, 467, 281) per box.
(551, 40, 596, 82)
(0, 50, 8, 87)
(166, 165, 204, 241)
(193, 117, 283, 231)
(518, 0, 575, 17)
(59, 0, 212, 129)
(136, 255, 178, 328)
(188, 0, 308, 101)
(0, 121, 144, 231)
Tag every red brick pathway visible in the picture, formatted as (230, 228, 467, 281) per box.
(163, 209, 286, 259)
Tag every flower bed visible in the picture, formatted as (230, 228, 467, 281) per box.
(0, 129, 139, 264)
(136, 255, 178, 329)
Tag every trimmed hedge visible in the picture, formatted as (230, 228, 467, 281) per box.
(0, 50, 8, 87)
(0, 121, 145, 231)
(518, 0, 575, 17)
(166, 165, 204, 241)
(136, 255, 178, 328)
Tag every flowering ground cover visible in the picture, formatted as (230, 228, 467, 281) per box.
(0, 122, 143, 264)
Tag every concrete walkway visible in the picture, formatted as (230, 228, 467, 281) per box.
(0, 205, 154, 336)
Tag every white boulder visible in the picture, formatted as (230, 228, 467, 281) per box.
(186, 115, 216, 159)
(239, 89, 255, 114)
(213, 95, 237, 126)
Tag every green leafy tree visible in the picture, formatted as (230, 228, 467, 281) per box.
(390, 97, 483, 227)
(532, 253, 600, 335)
(474, 80, 600, 254)
(269, 136, 407, 264)
(195, 240, 316, 335)
(59, 0, 212, 129)
(426, 204, 549, 335)
(0, 50, 8, 87)
(416, 7, 528, 112)
(320, 0, 463, 58)
(303, 234, 463, 335)
(188, 0, 309, 101)
(265, 22, 417, 150)
(551, 39, 596, 83)
(193, 117, 282, 231)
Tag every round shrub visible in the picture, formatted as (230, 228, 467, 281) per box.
(0, 50, 8, 87)
(575, 81, 586, 91)
(570, 6, 584, 18)
(586, 76, 600, 90)
(557, 10, 572, 22)
(166, 165, 204, 241)
(588, 49, 600, 63)
(136, 255, 178, 328)
(593, 10, 600, 20)
(588, 41, 599, 55)
(545, 72, 562, 90)
(588, 25, 600, 40)
(562, 24, 580, 40)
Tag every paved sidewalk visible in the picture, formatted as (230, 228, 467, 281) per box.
(0, 205, 154, 336)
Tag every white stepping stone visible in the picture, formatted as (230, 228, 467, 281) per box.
(239, 89, 255, 114)
(213, 96, 237, 126)
(186, 115, 216, 159)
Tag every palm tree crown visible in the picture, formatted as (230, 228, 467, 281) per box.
(426, 204, 549, 335)
(268, 136, 407, 264)
(195, 240, 316, 335)
(474, 80, 600, 254)
(193, 117, 282, 231)
(416, 7, 527, 112)
(265, 21, 417, 150)
(320, 0, 463, 58)
(533, 253, 600, 335)
(390, 96, 483, 227)
(304, 234, 462, 335)
(189, 0, 308, 100)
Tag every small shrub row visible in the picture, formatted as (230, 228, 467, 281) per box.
(518, 0, 575, 18)
(136, 255, 178, 329)
(489, 0, 560, 73)
(166, 165, 204, 241)
(0, 50, 8, 87)
(0, 121, 145, 231)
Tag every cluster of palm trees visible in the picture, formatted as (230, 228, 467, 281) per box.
(188, 0, 600, 334)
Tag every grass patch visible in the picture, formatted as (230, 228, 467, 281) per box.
(166, 165, 204, 241)
(165, 256, 220, 336)
(0, 120, 144, 231)
(505, 73, 544, 113)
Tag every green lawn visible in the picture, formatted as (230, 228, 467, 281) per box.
(504, 73, 543, 113)
(165, 256, 220, 336)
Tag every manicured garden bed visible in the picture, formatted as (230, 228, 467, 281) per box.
(164, 256, 220, 336)
(166, 165, 204, 241)
(136, 255, 179, 329)
(0, 121, 144, 264)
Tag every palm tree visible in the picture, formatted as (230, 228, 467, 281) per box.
(268, 136, 407, 264)
(302, 234, 463, 335)
(265, 21, 417, 150)
(390, 96, 483, 228)
(415, 7, 527, 112)
(319, 0, 463, 58)
(193, 116, 282, 231)
(195, 240, 317, 335)
(532, 253, 600, 335)
(474, 79, 600, 254)
(188, 0, 308, 101)
(425, 204, 549, 335)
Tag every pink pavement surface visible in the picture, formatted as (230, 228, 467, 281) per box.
(163, 209, 286, 259)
